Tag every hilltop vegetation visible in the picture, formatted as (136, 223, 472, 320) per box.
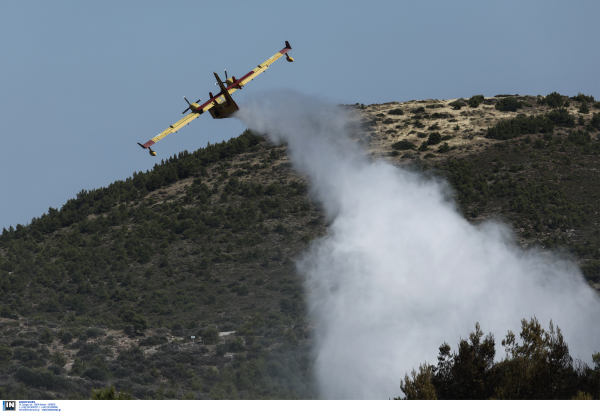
(0, 92, 599, 399)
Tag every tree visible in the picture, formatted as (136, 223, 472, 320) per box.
(494, 317, 577, 399)
(121, 310, 147, 334)
(202, 326, 220, 345)
(468, 95, 485, 108)
(397, 363, 437, 400)
(431, 323, 497, 399)
(39, 328, 54, 344)
(91, 385, 133, 400)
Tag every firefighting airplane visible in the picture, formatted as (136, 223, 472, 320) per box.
(137, 41, 294, 156)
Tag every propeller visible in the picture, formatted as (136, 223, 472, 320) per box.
(182, 96, 201, 114)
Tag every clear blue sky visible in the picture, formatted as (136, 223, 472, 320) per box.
(1, 0, 598, 231)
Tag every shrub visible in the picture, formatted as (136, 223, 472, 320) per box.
(139, 335, 168, 346)
(60, 331, 73, 344)
(82, 367, 108, 381)
(202, 326, 220, 345)
(572, 93, 595, 103)
(438, 142, 451, 153)
(468, 95, 485, 108)
(579, 102, 590, 114)
(85, 328, 100, 339)
(392, 141, 416, 151)
(0, 344, 13, 362)
(411, 107, 425, 114)
(495, 97, 523, 112)
(388, 108, 404, 115)
(417, 132, 428, 138)
(431, 112, 453, 119)
(547, 109, 575, 127)
(418, 142, 429, 152)
(39, 328, 54, 344)
(50, 351, 67, 367)
(228, 337, 245, 352)
(485, 114, 553, 140)
(590, 113, 600, 131)
(428, 132, 442, 145)
(449, 100, 466, 110)
(48, 364, 64, 375)
(14, 366, 59, 389)
(540, 92, 565, 108)
(91, 386, 133, 400)
(10, 338, 26, 347)
(566, 130, 591, 146)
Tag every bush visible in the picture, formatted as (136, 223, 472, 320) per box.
(418, 142, 429, 152)
(572, 93, 595, 103)
(10, 338, 26, 347)
(139, 335, 168, 346)
(468, 95, 485, 108)
(39, 328, 54, 344)
(411, 107, 425, 114)
(0, 344, 13, 362)
(60, 331, 73, 344)
(579, 102, 590, 114)
(388, 108, 404, 115)
(228, 337, 245, 352)
(566, 130, 591, 146)
(82, 367, 108, 381)
(85, 328, 100, 339)
(449, 100, 466, 110)
(50, 351, 67, 367)
(427, 133, 442, 145)
(485, 114, 554, 140)
(540, 92, 565, 108)
(590, 113, 600, 131)
(91, 386, 133, 400)
(495, 97, 524, 112)
(48, 364, 64, 375)
(202, 326, 220, 345)
(14, 366, 59, 389)
(547, 109, 575, 127)
(438, 142, 451, 153)
(392, 141, 416, 151)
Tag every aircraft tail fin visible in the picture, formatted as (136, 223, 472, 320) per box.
(213, 72, 235, 106)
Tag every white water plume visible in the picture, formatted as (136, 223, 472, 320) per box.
(236, 91, 600, 399)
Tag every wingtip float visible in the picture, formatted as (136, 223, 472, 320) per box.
(138, 41, 294, 156)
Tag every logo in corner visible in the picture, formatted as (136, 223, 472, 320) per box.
(2, 401, 16, 411)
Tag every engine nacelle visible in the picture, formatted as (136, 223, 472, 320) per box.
(285, 53, 294, 62)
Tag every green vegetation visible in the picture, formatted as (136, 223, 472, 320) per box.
(427, 132, 442, 145)
(396, 318, 600, 399)
(388, 108, 404, 115)
(392, 141, 416, 151)
(449, 100, 466, 110)
(538, 92, 566, 108)
(495, 97, 524, 112)
(468, 95, 485, 108)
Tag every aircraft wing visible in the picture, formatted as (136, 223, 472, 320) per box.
(139, 112, 201, 148)
(235, 41, 292, 88)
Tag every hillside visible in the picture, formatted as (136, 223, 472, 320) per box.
(0, 92, 599, 399)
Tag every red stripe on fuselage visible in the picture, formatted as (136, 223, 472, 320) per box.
(142, 140, 155, 148)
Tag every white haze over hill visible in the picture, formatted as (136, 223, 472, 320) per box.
(236, 92, 600, 399)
